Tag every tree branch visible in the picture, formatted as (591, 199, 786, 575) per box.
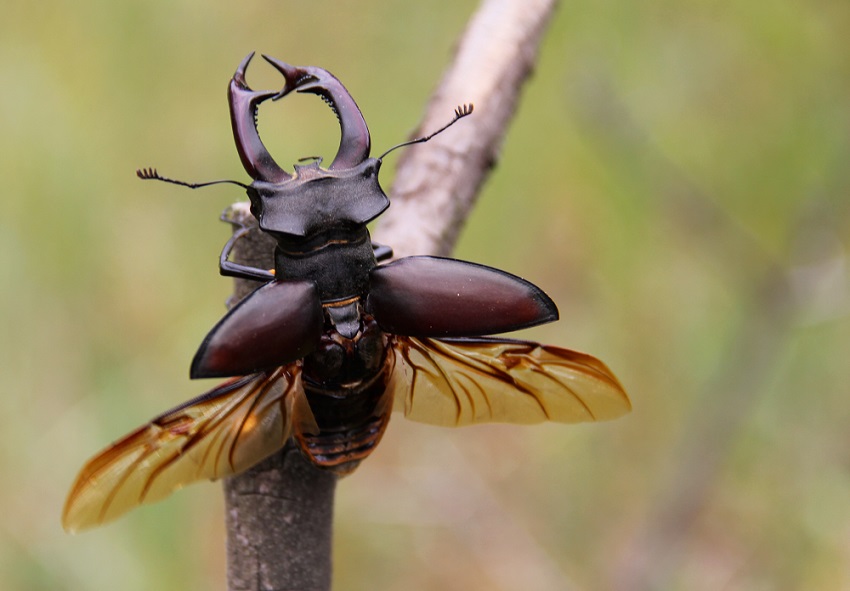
(222, 204, 336, 591)
(222, 1, 558, 589)
(374, 0, 558, 256)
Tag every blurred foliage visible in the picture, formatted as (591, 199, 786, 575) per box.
(2, 0, 849, 590)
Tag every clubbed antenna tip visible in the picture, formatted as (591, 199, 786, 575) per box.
(377, 102, 474, 161)
(454, 103, 474, 118)
(137, 167, 166, 181)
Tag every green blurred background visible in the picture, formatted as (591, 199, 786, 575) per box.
(2, 1, 848, 589)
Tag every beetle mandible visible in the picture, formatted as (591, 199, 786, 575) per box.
(62, 53, 630, 531)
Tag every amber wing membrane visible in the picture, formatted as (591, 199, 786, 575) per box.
(389, 336, 630, 426)
(62, 366, 313, 532)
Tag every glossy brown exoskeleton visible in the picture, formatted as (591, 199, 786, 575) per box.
(63, 53, 630, 531)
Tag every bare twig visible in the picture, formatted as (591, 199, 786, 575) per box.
(222, 204, 337, 591)
(374, 0, 559, 257)
(221, 0, 558, 589)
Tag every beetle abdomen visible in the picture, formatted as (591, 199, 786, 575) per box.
(298, 361, 393, 474)
(297, 316, 394, 474)
(296, 413, 389, 475)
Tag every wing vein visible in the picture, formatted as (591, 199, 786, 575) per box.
(390, 336, 629, 427)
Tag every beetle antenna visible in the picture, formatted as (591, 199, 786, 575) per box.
(136, 168, 251, 190)
(377, 103, 473, 161)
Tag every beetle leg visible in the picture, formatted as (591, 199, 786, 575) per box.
(219, 225, 275, 282)
(262, 55, 371, 170)
(371, 242, 393, 262)
(220, 262, 275, 282)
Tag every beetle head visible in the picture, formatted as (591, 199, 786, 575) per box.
(229, 53, 387, 239)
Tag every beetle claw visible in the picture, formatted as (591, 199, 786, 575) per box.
(260, 55, 310, 100)
(262, 56, 372, 170)
(228, 54, 374, 180)
(233, 51, 255, 88)
(229, 53, 290, 183)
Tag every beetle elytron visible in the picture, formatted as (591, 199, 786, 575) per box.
(63, 53, 630, 531)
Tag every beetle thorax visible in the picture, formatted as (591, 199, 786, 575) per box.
(247, 159, 389, 238)
(271, 227, 377, 303)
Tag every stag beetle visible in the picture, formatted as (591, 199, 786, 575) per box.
(63, 53, 630, 531)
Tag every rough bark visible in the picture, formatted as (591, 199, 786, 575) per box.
(221, 0, 558, 589)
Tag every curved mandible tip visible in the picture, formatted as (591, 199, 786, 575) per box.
(262, 55, 371, 170)
(228, 52, 291, 183)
